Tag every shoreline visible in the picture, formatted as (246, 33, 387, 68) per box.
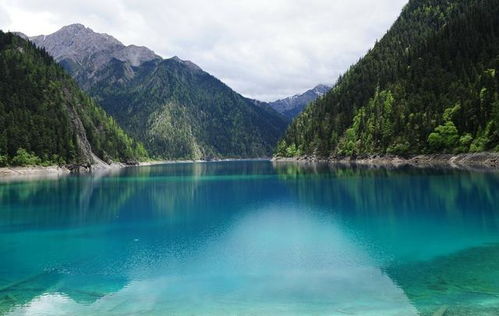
(4, 153, 497, 179)
(273, 152, 499, 170)
(0, 165, 71, 178)
(0, 160, 170, 180)
(0, 158, 263, 180)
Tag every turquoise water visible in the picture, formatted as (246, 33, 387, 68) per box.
(1, 161, 499, 315)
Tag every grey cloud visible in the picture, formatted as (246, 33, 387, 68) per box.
(0, 0, 408, 101)
(0, 7, 10, 29)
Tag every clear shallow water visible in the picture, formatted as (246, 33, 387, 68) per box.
(0, 161, 498, 315)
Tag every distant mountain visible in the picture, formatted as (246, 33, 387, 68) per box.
(0, 31, 147, 167)
(27, 24, 288, 159)
(268, 84, 331, 119)
(277, 0, 499, 158)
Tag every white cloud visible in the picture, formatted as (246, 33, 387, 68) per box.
(0, 0, 408, 101)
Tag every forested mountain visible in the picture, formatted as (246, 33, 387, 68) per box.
(28, 25, 288, 160)
(90, 57, 288, 159)
(276, 0, 499, 158)
(0, 31, 147, 167)
(268, 84, 331, 119)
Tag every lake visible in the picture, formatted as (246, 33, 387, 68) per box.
(1, 160, 498, 315)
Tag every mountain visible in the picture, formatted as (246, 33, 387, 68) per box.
(268, 84, 331, 119)
(0, 31, 147, 167)
(27, 24, 160, 90)
(276, 0, 499, 158)
(28, 24, 288, 159)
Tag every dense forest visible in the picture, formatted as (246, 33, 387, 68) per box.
(276, 0, 499, 158)
(0, 32, 147, 167)
(87, 57, 288, 160)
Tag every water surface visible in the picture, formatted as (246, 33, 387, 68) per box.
(1, 161, 499, 315)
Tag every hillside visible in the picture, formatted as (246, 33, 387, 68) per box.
(28, 25, 288, 160)
(276, 0, 499, 158)
(268, 84, 331, 119)
(0, 31, 147, 167)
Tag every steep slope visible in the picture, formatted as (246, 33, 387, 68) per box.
(269, 84, 331, 119)
(29, 25, 288, 159)
(90, 57, 288, 159)
(277, 0, 499, 158)
(0, 31, 147, 167)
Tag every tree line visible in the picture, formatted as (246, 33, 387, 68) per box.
(0, 32, 147, 166)
(277, 0, 499, 157)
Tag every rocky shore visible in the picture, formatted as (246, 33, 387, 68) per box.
(0, 165, 71, 178)
(0, 159, 198, 180)
(0, 161, 159, 180)
(273, 152, 499, 170)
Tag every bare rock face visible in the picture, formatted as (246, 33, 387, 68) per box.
(268, 84, 331, 119)
(30, 24, 121, 63)
(114, 45, 159, 67)
(28, 24, 160, 84)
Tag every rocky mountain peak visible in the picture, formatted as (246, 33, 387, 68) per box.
(313, 84, 331, 94)
(268, 84, 332, 119)
(170, 56, 202, 72)
(60, 23, 87, 32)
(27, 24, 160, 71)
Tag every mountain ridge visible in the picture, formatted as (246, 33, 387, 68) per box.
(26, 24, 288, 159)
(276, 0, 499, 158)
(0, 31, 147, 167)
(268, 84, 331, 119)
(30, 23, 160, 66)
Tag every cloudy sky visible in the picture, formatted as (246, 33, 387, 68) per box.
(0, 0, 408, 101)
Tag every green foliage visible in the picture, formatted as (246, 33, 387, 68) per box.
(0, 31, 148, 166)
(470, 122, 493, 152)
(442, 103, 461, 122)
(338, 128, 358, 156)
(0, 155, 7, 167)
(458, 133, 473, 152)
(427, 104, 468, 153)
(387, 141, 411, 155)
(491, 99, 499, 148)
(10, 148, 42, 166)
(428, 122, 460, 152)
(275, 140, 288, 157)
(278, 0, 499, 157)
(337, 89, 399, 155)
(274, 140, 302, 158)
(285, 144, 301, 157)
